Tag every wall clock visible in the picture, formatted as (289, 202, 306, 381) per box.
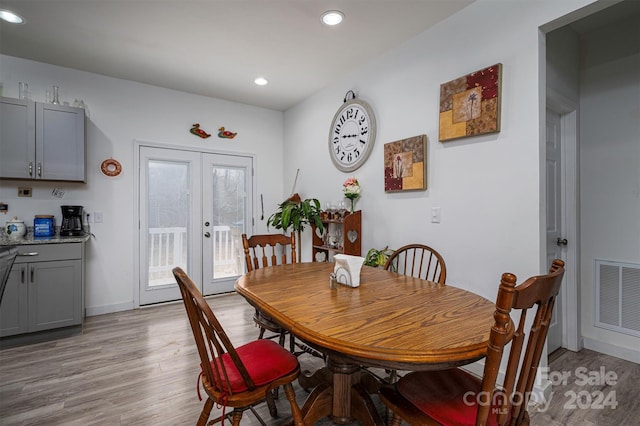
(328, 93, 377, 172)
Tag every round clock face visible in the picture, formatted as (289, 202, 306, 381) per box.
(328, 99, 376, 172)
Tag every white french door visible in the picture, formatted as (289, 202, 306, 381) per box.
(201, 153, 252, 294)
(138, 146, 252, 305)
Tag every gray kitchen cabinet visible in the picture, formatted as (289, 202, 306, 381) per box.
(0, 243, 84, 338)
(0, 97, 86, 182)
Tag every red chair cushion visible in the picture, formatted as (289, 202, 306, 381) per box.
(397, 368, 507, 426)
(209, 339, 298, 393)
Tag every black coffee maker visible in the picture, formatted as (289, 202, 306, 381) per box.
(60, 205, 84, 236)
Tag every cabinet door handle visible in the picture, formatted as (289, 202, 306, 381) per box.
(21, 266, 25, 284)
(37, 162, 42, 177)
(30, 266, 35, 283)
(29, 161, 33, 176)
(18, 252, 39, 256)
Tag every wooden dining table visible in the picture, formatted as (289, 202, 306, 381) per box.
(235, 262, 496, 425)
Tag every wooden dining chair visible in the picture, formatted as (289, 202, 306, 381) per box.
(384, 243, 447, 284)
(0, 246, 19, 306)
(379, 259, 565, 426)
(242, 233, 296, 349)
(378, 243, 448, 385)
(242, 233, 324, 360)
(172, 267, 305, 426)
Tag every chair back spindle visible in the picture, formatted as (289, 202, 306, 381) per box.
(384, 243, 447, 284)
(242, 234, 296, 272)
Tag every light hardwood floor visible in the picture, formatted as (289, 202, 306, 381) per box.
(1, 292, 637, 425)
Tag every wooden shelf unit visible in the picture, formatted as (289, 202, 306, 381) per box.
(312, 210, 361, 262)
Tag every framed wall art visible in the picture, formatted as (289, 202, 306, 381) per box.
(384, 134, 427, 192)
(438, 63, 502, 142)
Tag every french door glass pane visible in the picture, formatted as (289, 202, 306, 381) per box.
(147, 160, 189, 287)
(211, 166, 245, 280)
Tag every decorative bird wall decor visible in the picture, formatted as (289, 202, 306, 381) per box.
(190, 123, 211, 138)
(218, 127, 237, 139)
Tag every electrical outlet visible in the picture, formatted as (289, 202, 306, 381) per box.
(18, 187, 32, 197)
(94, 212, 103, 223)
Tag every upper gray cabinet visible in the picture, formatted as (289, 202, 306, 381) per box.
(0, 97, 86, 182)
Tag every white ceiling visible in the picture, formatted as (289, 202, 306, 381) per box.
(0, 0, 475, 111)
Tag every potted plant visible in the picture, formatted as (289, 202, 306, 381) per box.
(364, 246, 395, 269)
(267, 193, 324, 260)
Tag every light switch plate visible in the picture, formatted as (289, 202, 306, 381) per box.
(431, 207, 441, 223)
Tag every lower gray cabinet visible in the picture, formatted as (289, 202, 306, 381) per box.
(0, 243, 83, 338)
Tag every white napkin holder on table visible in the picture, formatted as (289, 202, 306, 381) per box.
(333, 254, 365, 287)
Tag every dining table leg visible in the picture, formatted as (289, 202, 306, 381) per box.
(298, 356, 384, 426)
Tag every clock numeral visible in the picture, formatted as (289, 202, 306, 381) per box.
(360, 127, 368, 136)
(359, 139, 366, 146)
(358, 115, 366, 125)
(345, 108, 353, 119)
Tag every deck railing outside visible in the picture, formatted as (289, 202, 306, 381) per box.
(148, 226, 242, 286)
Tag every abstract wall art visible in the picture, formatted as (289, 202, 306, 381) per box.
(384, 134, 427, 192)
(439, 63, 502, 142)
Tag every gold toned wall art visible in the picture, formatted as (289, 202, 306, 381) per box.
(439, 63, 502, 142)
(384, 134, 427, 192)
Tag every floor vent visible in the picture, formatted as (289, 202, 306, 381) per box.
(595, 259, 640, 337)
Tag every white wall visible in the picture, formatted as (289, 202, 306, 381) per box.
(0, 55, 285, 314)
(579, 15, 640, 357)
(284, 0, 597, 304)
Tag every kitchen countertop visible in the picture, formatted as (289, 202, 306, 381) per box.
(0, 232, 90, 246)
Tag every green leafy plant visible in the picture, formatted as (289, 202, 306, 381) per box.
(364, 246, 395, 268)
(267, 195, 324, 259)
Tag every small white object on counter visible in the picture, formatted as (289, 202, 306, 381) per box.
(333, 254, 365, 287)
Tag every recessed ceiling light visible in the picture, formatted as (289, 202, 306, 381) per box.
(254, 77, 268, 86)
(0, 9, 25, 24)
(321, 10, 344, 26)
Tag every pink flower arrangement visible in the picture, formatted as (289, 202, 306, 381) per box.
(342, 177, 361, 212)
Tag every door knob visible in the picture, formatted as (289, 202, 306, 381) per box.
(556, 238, 568, 246)
(204, 232, 211, 238)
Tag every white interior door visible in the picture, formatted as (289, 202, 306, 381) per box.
(546, 108, 565, 353)
(139, 146, 252, 305)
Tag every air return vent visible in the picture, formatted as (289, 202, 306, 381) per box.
(595, 260, 640, 337)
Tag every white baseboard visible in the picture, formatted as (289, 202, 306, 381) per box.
(85, 301, 134, 317)
(583, 337, 640, 363)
